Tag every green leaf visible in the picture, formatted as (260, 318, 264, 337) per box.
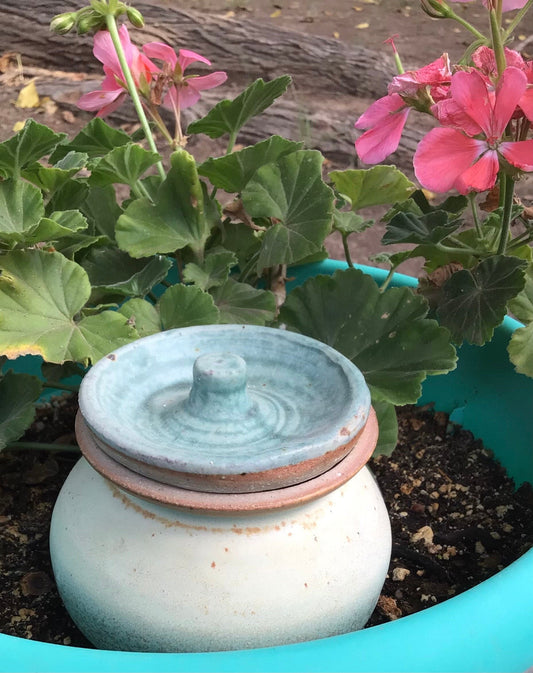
(183, 249, 237, 290)
(83, 248, 172, 298)
(0, 371, 43, 449)
(22, 152, 88, 192)
(0, 119, 67, 178)
(187, 76, 292, 139)
(49, 117, 132, 163)
(198, 136, 303, 193)
(211, 278, 276, 325)
(41, 361, 85, 383)
(330, 166, 415, 211)
(116, 150, 210, 258)
(159, 284, 220, 329)
(332, 210, 372, 236)
(117, 298, 161, 337)
(279, 268, 457, 405)
(0, 180, 44, 244)
(241, 150, 334, 272)
(47, 179, 89, 215)
(54, 233, 110, 260)
(372, 400, 398, 456)
(437, 255, 527, 345)
(28, 210, 89, 244)
(509, 263, 533, 323)
(89, 143, 161, 187)
(382, 210, 462, 246)
(508, 323, 533, 378)
(81, 184, 123, 240)
(0, 250, 136, 365)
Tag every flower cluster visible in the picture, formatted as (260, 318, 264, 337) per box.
(78, 25, 227, 146)
(356, 44, 533, 195)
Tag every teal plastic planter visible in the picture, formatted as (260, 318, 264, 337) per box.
(2, 260, 533, 672)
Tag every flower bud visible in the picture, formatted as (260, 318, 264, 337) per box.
(126, 7, 145, 28)
(420, 0, 451, 19)
(75, 12, 106, 35)
(50, 12, 77, 35)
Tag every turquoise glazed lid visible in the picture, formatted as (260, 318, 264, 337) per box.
(78, 325, 371, 493)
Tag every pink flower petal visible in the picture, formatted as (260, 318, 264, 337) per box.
(77, 89, 124, 115)
(93, 25, 132, 77)
(413, 127, 486, 193)
(449, 70, 493, 138)
(432, 98, 483, 136)
(518, 88, 533, 122)
(492, 67, 527, 138)
(354, 93, 406, 130)
(453, 150, 499, 194)
(388, 55, 451, 96)
(500, 140, 533, 171)
(178, 49, 211, 72)
(355, 106, 410, 164)
(142, 42, 178, 68)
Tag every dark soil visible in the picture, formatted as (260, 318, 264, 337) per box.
(1, 395, 532, 648)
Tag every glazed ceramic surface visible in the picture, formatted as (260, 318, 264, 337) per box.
(49, 456, 391, 652)
(50, 324, 391, 652)
(77, 325, 370, 492)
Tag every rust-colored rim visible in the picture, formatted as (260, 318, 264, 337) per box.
(75, 407, 378, 514)
(86, 420, 365, 494)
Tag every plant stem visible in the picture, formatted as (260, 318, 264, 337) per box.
(379, 268, 396, 293)
(6, 441, 80, 453)
(497, 173, 515, 255)
(489, 7, 506, 78)
(105, 14, 166, 180)
(342, 234, 354, 268)
(444, 7, 486, 40)
(469, 193, 484, 240)
(503, 0, 533, 41)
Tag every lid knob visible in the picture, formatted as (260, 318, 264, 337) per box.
(186, 353, 253, 420)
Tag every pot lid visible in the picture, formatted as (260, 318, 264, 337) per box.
(78, 325, 371, 493)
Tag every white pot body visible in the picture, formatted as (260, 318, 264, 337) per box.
(50, 458, 391, 652)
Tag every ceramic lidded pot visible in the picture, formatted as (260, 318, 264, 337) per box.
(49, 325, 391, 653)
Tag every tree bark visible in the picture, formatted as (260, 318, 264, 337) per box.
(1, 0, 393, 98)
(1, 0, 423, 169)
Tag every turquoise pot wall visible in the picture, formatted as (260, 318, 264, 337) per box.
(2, 259, 532, 672)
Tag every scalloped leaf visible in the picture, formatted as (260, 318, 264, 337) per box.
(49, 117, 132, 163)
(508, 322, 533, 378)
(81, 184, 123, 240)
(22, 151, 88, 193)
(89, 144, 161, 187)
(241, 150, 334, 272)
(0, 371, 43, 450)
(437, 255, 527, 345)
(187, 76, 292, 139)
(373, 400, 398, 456)
(82, 249, 172, 298)
(0, 119, 67, 178)
(211, 278, 276, 325)
(509, 263, 533, 323)
(28, 210, 89, 244)
(0, 180, 44, 244)
(382, 210, 462, 246)
(116, 150, 210, 258)
(0, 250, 136, 365)
(159, 285, 220, 329)
(183, 249, 238, 291)
(198, 136, 302, 193)
(117, 298, 162, 338)
(330, 166, 415, 211)
(332, 210, 373, 236)
(279, 268, 457, 405)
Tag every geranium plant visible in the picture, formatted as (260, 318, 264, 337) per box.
(11, 0, 533, 455)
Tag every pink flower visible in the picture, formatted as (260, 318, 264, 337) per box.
(354, 94, 411, 164)
(449, 0, 528, 11)
(414, 67, 533, 194)
(142, 42, 227, 111)
(78, 25, 156, 117)
(355, 55, 452, 164)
